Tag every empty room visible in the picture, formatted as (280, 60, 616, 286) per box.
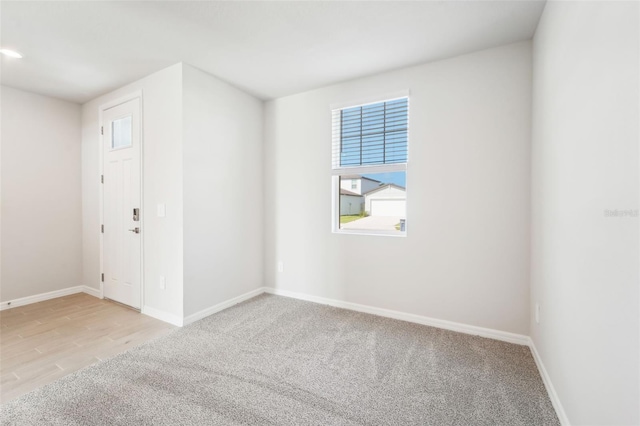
(0, 1, 638, 425)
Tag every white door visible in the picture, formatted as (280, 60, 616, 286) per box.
(102, 98, 142, 309)
(371, 199, 406, 217)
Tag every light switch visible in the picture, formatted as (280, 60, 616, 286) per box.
(157, 204, 166, 217)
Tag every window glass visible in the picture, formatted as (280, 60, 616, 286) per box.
(111, 116, 132, 149)
(339, 172, 406, 233)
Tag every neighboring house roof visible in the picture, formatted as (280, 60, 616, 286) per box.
(363, 183, 406, 196)
(340, 189, 363, 196)
(340, 174, 381, 183)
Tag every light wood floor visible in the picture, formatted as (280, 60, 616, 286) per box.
(0, 293, 175, 403)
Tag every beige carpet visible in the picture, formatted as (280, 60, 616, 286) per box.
(1, 294, 559, 425)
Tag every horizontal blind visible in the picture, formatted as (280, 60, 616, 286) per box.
(332, 97, 408, 169)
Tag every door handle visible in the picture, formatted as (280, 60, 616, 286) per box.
(128, 227, 140, 234)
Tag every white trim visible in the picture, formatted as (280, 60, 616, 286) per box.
(331, 163, 407, 176)
(0, 286, 85, 310)
(264, 287, 529, 346)
(331, 174, 340, 232)
(528, 338, 571, 425)
(142, 305, 183, 327)
(333, 229, 406, 238)
(183, 287, 265, 326)
(99, 90, 143, 113)
(82, 285, 103, 299)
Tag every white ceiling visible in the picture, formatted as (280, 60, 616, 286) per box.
(0, 1, 546, 104)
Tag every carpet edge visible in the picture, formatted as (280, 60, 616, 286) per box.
(265, 287, 529, 345)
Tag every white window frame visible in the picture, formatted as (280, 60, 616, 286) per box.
(331, 92, 409, 237)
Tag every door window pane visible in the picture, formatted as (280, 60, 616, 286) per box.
(111, 116, 132, 149)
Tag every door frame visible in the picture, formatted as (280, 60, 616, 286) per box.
(98, 90, 144, 308)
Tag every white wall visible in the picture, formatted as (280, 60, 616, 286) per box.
(1, 86, 82, 301)
(531, 2, 639, 424)
(265, 41, 532, 335)
(82, 64, 184, 320)
(182, 64, 263, 318)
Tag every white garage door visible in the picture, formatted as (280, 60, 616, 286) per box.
(371, 199, 406, 217)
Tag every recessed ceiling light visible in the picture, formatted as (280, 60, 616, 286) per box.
(0, 49, 23, 59)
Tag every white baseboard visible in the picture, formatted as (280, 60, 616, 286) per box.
(141, 305, 184, 327)
(82, 285, 102, 299)
(183, 287, 265, 326)
(528, 338, 571, 425)
(264, 287, 529, 346)
(0, 286, 87, 311)
(143, 287, 265, 327)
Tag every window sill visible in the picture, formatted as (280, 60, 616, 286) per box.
(333, 229, 407, 237)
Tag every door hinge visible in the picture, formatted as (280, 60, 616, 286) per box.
(101, 175, 104, 184)
(101, 273, 104, 282)
(101, 126, 104, 135)
(101, 224, 104, 233)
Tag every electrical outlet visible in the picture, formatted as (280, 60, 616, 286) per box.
(535, 303, 540, 324)
(159, 275, 166, 290)
(277, 261, 284, 273)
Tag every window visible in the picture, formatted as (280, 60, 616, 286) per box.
(111, 115, 132, 149)
(332, 96, 408, 235)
